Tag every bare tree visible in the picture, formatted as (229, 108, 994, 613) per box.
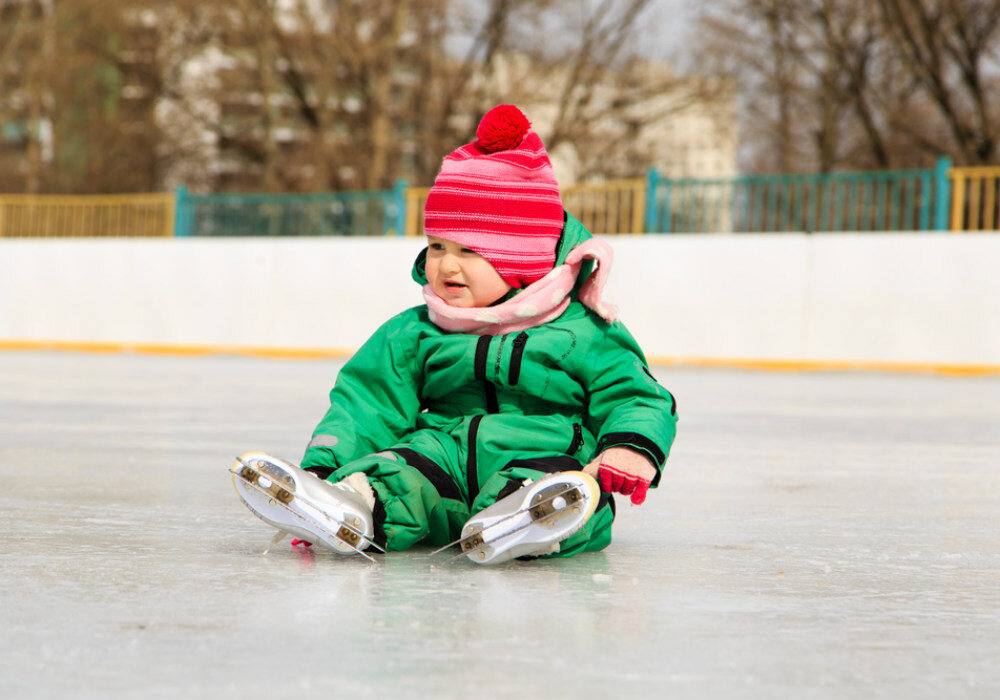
(694, 0, 1000, 172)
(1, 0, 200, 193)
(1, 0, 733, 192)
(0, 0, 56, 192)
(169, 0, 446, 191)
(693, 0, 816, 172)
(0, 1, 31, 191)
(877, 0, 1000, 164)
(451, 0, 731, 181)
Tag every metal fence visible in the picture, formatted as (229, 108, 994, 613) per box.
(645, 161, 951, 233)
(174, 185, 406, 237)
(2, 158, 998, 238)
(949, 166, 1000, 231)
(0, 193, 174, 238)
(563, 179, 646, 235)
(403, 186, 431, 237)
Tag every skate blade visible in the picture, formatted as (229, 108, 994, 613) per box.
(427, 483, 587, 562)
(261, 530, 288, 556)
(232, 456, 384, 553)
(231, 458, 383, 558)
(436, 497, 587, 565)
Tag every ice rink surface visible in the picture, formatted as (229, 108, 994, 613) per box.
(2, 350, 998, 699)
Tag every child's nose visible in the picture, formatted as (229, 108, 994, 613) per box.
(440, 253, 460, 273)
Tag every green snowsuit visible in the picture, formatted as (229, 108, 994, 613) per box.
(301, 214, 677, 556)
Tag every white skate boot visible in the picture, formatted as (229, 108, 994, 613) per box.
(230, 452, 379, 558)
(456, 471, 600, 565)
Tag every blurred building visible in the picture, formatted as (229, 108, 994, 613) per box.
(155, 2, 426, 193)
(487, 53, 738, 186)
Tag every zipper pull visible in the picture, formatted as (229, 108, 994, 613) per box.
(508, 332, 529, 385)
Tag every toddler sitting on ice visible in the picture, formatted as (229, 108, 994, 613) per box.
(232, 105, 677, 564)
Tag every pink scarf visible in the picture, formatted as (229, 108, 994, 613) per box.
(423, 238, 617, 336)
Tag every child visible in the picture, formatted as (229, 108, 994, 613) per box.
(232, 105, 678, 564)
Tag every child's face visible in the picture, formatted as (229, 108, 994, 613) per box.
(425, 236, 512, 308)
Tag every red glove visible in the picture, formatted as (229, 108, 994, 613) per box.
(597, 464, 651, 505)
(291, 538, 313, 548)
(584, 446, 657, 506)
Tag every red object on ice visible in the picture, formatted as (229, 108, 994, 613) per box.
(597, 463, 651, 506)
(476, 105, 531, 152)
(291, 538, 313, 548)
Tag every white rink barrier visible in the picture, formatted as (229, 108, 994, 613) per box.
(1, 233, 998, 371)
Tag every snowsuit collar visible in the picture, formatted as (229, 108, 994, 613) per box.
(413, 212, 617, 336)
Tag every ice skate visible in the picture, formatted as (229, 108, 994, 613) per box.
(441, 471, 600, 565)
(230, 452, 379, 558)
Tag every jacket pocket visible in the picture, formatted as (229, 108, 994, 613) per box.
(507, 332, 529, 385)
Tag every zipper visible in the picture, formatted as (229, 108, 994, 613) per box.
(508, 332, 529, 385)
(567, 423, 583, 455)
(474, 335, 490, 381)
(475, 334, 499, 413)
(466, 415, 483, 500)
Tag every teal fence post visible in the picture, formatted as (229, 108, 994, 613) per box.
(918, 170, 931, 230)
(174, 184, 190, 237)
(661, 176, 673, 232)
(392, 180, 407, 237)
(644, 168, 660, 233)
(933, 156, 952, 231)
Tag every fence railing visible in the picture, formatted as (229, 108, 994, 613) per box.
(646, 161, 950, 233)
(2, 157, 998, 237)
(0, 192, 174, 238)
(174, 185, 405, 237)
(561, 178, 646, 235)
(949, 166, 1000, 231)
(403, 186, 431, 237)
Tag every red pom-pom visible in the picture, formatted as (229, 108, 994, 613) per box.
(476, 105, 530, 152)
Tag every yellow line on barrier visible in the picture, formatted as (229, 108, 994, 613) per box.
(2, 339, 998, 376)
(645, 355, 1000, 377)
(0, 339, 355, 360)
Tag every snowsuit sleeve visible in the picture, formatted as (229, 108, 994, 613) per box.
(301, 310, 422, 472)
(578, 318, 678, 487)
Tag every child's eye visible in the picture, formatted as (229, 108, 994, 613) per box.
(461, 247, 475, 254)
(429, 243, 444, 251)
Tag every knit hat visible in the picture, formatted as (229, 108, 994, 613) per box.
(423, 105, 565, 289)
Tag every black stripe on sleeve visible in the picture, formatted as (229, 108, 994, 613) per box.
(596, 432, 666, 465)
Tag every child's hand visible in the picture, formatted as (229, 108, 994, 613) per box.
(584, 447, 657, 505)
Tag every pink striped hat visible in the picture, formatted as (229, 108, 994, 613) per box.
(423, 105, 564, 289)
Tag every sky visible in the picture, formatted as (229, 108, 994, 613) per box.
(447, 0, 702, 67)
(640, 0, 700, 63)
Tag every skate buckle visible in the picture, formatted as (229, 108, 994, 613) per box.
(336, 525, 361, 547)
(460, 530, 486, 554)
(529, 484, 582, 522)
(234, 463, 294, 505)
